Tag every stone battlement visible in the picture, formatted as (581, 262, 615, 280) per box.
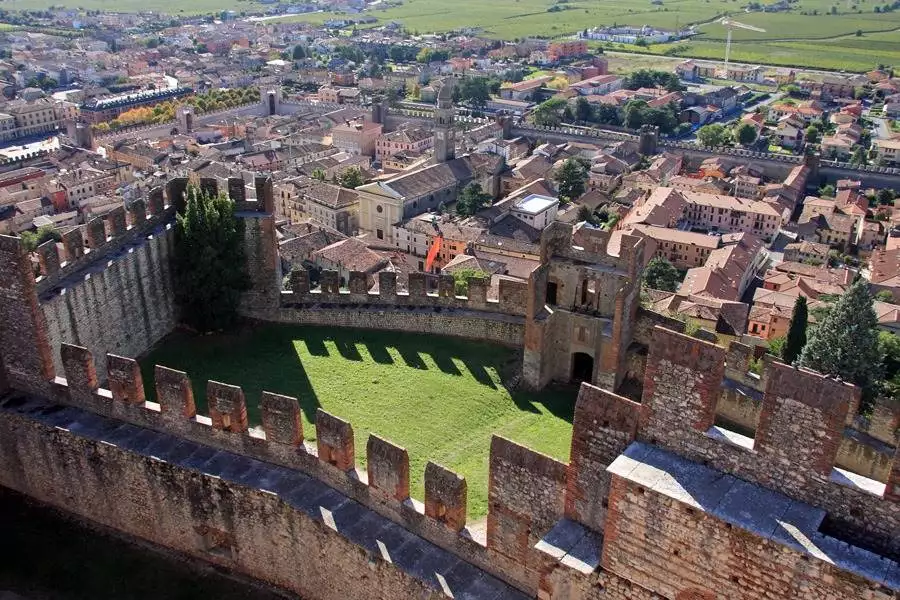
(37, 337, 900, 598)
(283, 269, 529, 317)
(639, 326, 900, 561)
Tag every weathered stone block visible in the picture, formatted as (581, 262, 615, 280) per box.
(147, 186, 165, 215)
(438, 275, 455, 298)
(107, 354, 145, 405)
(566, 383, 640, 532)
(36, 241, 60, 276)
(155, 365, 196, 420)
(424, 461, 467, 532)
(378, 271, 397, 300)
(207, 380, 248, 433)
(466, 276, 488, 307)
(316, 409, 354, 471)
(61, 343, 98, 402)
(348, 271, 368, 295)
(128, 199, 147, 227)
(86, 217, 107, 248)
(366, 434, 410, 501)
(260, 391, 302, 446)
(290, 269, 310, 295)
(107, 206, 127, 238)
(199, 177, 219, 200)
(61, 229, 84, 263)
(320, 270, 340, 294)
(227, 177, 246, 203)
(408, 273, 426, 298)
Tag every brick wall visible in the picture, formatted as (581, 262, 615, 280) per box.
(602, 472, 895, 600)
(0, 402, 510, 600)
(640, 326, 900, 561)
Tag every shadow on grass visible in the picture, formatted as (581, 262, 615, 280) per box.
(140, 324, 576, 427)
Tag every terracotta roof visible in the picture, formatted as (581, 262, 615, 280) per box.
(301, 182, 359, 209)
(312, 237, 387, 273)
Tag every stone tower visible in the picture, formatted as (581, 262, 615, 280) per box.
(433, 80, 455, 163)
(638, 124, 659, 155)
(523, 222, 644, 391)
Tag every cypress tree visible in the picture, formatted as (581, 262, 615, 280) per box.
(782, 296, 808, 365)
(173, 186, 250, 332)
(799, 280, 882, 402)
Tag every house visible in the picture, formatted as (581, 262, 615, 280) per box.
(624, 224, 720, 269)
(547, 40, 587, 62)
(682, 191, 783, 238)
(331, 118, 383, 157)
(678, 232, 766, 309)
(568, 75, 623, 96)
(374, 126, 432, 163)
(311, 237, 387, 288)
(868, 248, 900, 302)
(783, 239, 829, 263)
(773, 115, 805, 149)
(299, 182, 360, 236)
(874, 139, 900, 166)
(499, 77, 551, 101)
(768, 100, 824, 124)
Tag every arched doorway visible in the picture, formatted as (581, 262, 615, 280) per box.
(571, 352, 594, 383)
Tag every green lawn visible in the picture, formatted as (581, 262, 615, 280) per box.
(139, 325, 576, 519)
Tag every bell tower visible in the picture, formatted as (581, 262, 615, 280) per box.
(433, 80, 455, 163)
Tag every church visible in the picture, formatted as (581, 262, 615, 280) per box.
(356, 80, 503, 245)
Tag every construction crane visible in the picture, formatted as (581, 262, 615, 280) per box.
(719, 18, 766, 77)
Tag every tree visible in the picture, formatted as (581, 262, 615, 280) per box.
(451, 267, 489, 295)
(697, 123, 728, 147)
(574, 96, 594, 123)
(173, 186, 250, 332)
(554, 158, 588, 202)
(533, 98, 568, 127)
(20, 224, 61, 252)
(735, 122, 757, 146)
(782, 296, 808, 364)
(311, 168, 327, 181)
(292, 45, 306, 60)
(819, 184, 836, 197)
(799, 280, 883, 405)
(338, 167, 365, 189)
(642, 257, 681, 292)
(805, 125, 820, 144)
(876, 188, 896, 205)
(850, 146, 868, 166)
(875, 290, 896, 303)
(456, 182, 491, 216)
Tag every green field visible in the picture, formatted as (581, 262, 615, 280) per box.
(0, 0, 272, 15)
(139, 325, 576, 520)
(4, 0, 898, 71)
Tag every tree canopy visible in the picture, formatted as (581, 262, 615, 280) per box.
(338, 167, 365, 189)
(20, 224, 61, 252)
(533, 97, 569, 127)
(554, 158, 588, 202)
(799, 279, 882, 406)
(451, 267, 490, 295)
(735, 122, 758, 146)
(642, 257, 682, 292)
(456, 182, 491, 216)
(782, 296, 808, 365)
(173, 186, 250, 332)
(697, 124, 729, 148)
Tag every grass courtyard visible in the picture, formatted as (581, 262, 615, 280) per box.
(139, 325, 577, 519)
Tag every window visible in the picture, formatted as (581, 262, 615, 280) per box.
(376, 229, 384, 240)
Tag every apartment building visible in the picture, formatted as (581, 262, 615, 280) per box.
(682, 191, 783, 238)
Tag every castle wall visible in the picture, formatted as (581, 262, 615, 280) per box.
(602, 445, 897, 600)
(41, 226, 177, 379)
(0, 396, 525, 600)
(641, 326, 900, 562)
(256, 305, 526, 347)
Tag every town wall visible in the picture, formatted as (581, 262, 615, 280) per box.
(0, 398, 515, 600)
